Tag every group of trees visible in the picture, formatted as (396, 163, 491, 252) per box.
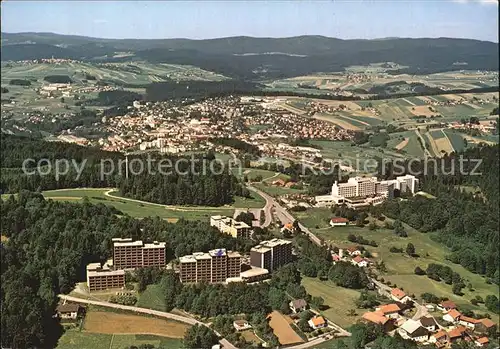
(1, 135, 249, 207)
(426, 263, 465, 295)
(43, 75, 73, 84)
(347, 234, 377, 247)
(381, 146, 499, 284)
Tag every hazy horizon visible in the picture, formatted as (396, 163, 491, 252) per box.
(1, 1, 498, 43)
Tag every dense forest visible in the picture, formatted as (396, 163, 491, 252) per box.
(1, 135, 248, 206)
(381, 145, 499, 284)
(0, 191, 252, 348)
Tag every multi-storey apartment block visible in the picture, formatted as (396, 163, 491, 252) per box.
(179, 248, 242, 283)
(86, 262, 125, 292)
(112, 238, 166, 270)
(210, 215, 252, 239)
(250, 238, 293, 272)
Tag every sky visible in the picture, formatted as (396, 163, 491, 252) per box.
(1, 0, 498, 42)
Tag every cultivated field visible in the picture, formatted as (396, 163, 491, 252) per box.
(267, 311, 304, 345)
(56, 330, 183, 349)
(83, 311, 189, 338)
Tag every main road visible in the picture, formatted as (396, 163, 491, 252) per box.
(58, 294, 237, 349)
(247, 184, 322, 246)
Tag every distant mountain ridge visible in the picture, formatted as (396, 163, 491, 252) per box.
(2, 32, 498, 79)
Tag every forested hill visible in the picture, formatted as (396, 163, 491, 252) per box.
(381, 145, 499, 284)
(2, 33, 498, 78)
(0, 135, 248, 206)
(0, 191, 251, 348)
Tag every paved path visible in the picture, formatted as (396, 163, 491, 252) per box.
(58, 295, 237, 349)
(247, 185, 274, 227)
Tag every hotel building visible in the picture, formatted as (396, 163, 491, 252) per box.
(86, 262, 125, 292)
(250, 238, 293, 272)
(316, 175, 419, 208)
(112, 238, 166, 270)
(179, 248, 242, 283)
(210, 215, 252, 239)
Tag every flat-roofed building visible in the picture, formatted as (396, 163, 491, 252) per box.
(240, 267, 269, 283)
(112, 238, 166, 270)
(210, 215, 251, 239)
(179, 248, 242, 283)
(227, 251, 242, 278)
(86, 262, 125, 292)
(194, 252, 212, 283)
(142, 241, 166, 267)
(250, 238, 292, 272)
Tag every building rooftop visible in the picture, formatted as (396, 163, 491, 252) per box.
(143, 241, 166, 249)
(179, 255, 197, 263)
(240, 267, 269, 278)
(87, 268, 125, 277)
(227, 251, 242, 258)
(209, 248, 227, 257)
(113, 240, 144, 247)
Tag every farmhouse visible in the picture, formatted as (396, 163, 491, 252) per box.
(351, 255, 370, 268)
(289, 299, 308, 313)
(362, 311, 389, 326)
(55, 303, 83, 320)
(476, 318, 496, 334)
(390, 288, 412, 303)
(398, 319, 430, 342)
(375, 304, 401, 319)
(429, 330, 448, 347)
(458, 315, 481, 330)
(233, 320, 252, 331)
(443, 309, 461, 324)
(419, 316, 438, 332)
(330, 217, 349, 227)
(308, 316, 327, 330)
(438, 300, 457, 312)
(346, 247, 362, 256)
(448, 326, 468, 343)
(475, 337, 489, 347)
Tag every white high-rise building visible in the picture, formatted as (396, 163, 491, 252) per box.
(316, 175, 419, 208)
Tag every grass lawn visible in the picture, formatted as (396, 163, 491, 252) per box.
(41, 188, 265, 220)
(136, 284, 166, 311)
(303, 212, 499, 318)
(302, 277, 362, 328)
(254, 183, 305, 197)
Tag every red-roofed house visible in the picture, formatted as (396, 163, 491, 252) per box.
(438, 300, 457, 312)
(475, 337, 489, 347)
(443, 309, 462, 324)
(351, 255, 369, 268)
(308, 316, 327, 329)
(346, 247, 362, 256)
(459, 315, 481, 330)
(448, 326, 467, 343)
(390, 288, 412, 303)
(330, 217, 349, 227)
(476, 318, 497, 334)
(375, 304, 401, 319)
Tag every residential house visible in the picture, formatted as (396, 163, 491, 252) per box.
(272, 179, 287, 187)
(233, 320, 252, 331)
(362, 311, 388, 326)
(429, 330, 449, 347)
(475, 337, 489, 347)
(346, 247, 362, 256)
(331, 254, 341, 263)
(352, 255, 370, 268)
(330, 217, 349, 227)
(390, 288, 412, 303)
(289, 299, 308, 313)
(308, 316, 327, 330)
(475, 318, 496, 334)
(375, 304, 401, 319)
(443, 309, 462, 324)
(398, 319, 430, 343)
(55, 303, 83, 320)
(458, 315, 481, 330)
(285, 181, 296, 188)
(448, 326, 468, 344)
(438, 300, 457, 312)
(419, 316, 438, 332)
